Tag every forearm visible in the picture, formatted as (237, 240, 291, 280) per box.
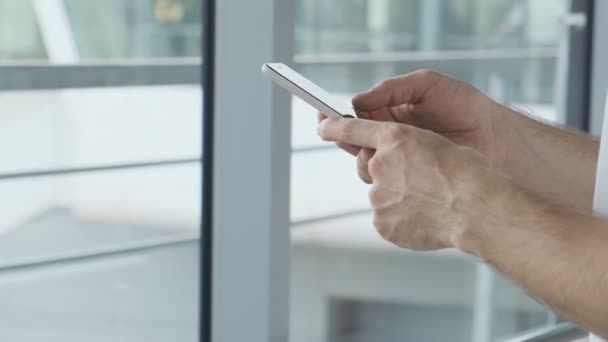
(455, 180, 608, 339)
(493, 107, 599, 213)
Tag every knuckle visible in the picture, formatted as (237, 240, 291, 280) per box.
(376, 79, 392, 91)
(372, 213, 389, 237)
(408, 220, 435, 251)
(372, 214, 383, 233)
(382, 124, 406, 144)
(339, 119, 356, 140)
(368, 155, 386, 176)
(368, 185, 384, 207)
(373, 212, 396, 243)
(376, 77, 402, 95)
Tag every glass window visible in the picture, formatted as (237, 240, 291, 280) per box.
(0, 86, 201, 174)
(290, 1, 571, 341)
(64, 0, 202, 59)
(0, 1, 203, 341)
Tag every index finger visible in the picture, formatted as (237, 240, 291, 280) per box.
(318, 118, 382, 148)
(352, 69, 443, 112)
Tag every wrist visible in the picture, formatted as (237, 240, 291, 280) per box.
(488, 102, 525, 173)
(449, 171, 553, 259)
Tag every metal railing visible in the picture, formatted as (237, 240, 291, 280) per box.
(0, 233, 199, 273)
(294, 47, 558, 64)
(0, 47, 559, 90)
(0, 58, 202, 90)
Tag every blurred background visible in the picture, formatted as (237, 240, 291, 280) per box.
(0, 0, 586, 341)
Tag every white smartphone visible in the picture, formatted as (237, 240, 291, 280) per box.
(261, 63, 356, 118)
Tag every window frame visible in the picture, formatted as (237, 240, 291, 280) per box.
(0, 1, 209, 340)
(590, 0, 608, 135)
(200, 0, 214, 341)
(205, 0, 295, 342)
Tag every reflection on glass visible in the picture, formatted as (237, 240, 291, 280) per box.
(65, 0, 202, 59)
(290, 0, 569, 341)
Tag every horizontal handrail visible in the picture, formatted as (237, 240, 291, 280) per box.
(0, 158, 201, 181)
(294, 47, 558, 64)
(292, 144, 339, 154)
(0, 48, 557, 90)
(0, 145, 342, 181)
(0, 210, 374, 272)
(0, 60, 202, 90)
(0, 57, 202, 67)
(291, 208, 372, 227)
(0, 233, 199, 272)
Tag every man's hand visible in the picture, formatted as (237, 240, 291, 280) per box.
(321, 69, 507, 184)
(317, 117, 519, 250)
(316, 71, 608, 337)
(321, 69, 599, 212)
(353, 69, 502, 159)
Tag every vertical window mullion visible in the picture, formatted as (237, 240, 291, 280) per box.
(590, 0, 608, 135)
(209, 1, 294, 342)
